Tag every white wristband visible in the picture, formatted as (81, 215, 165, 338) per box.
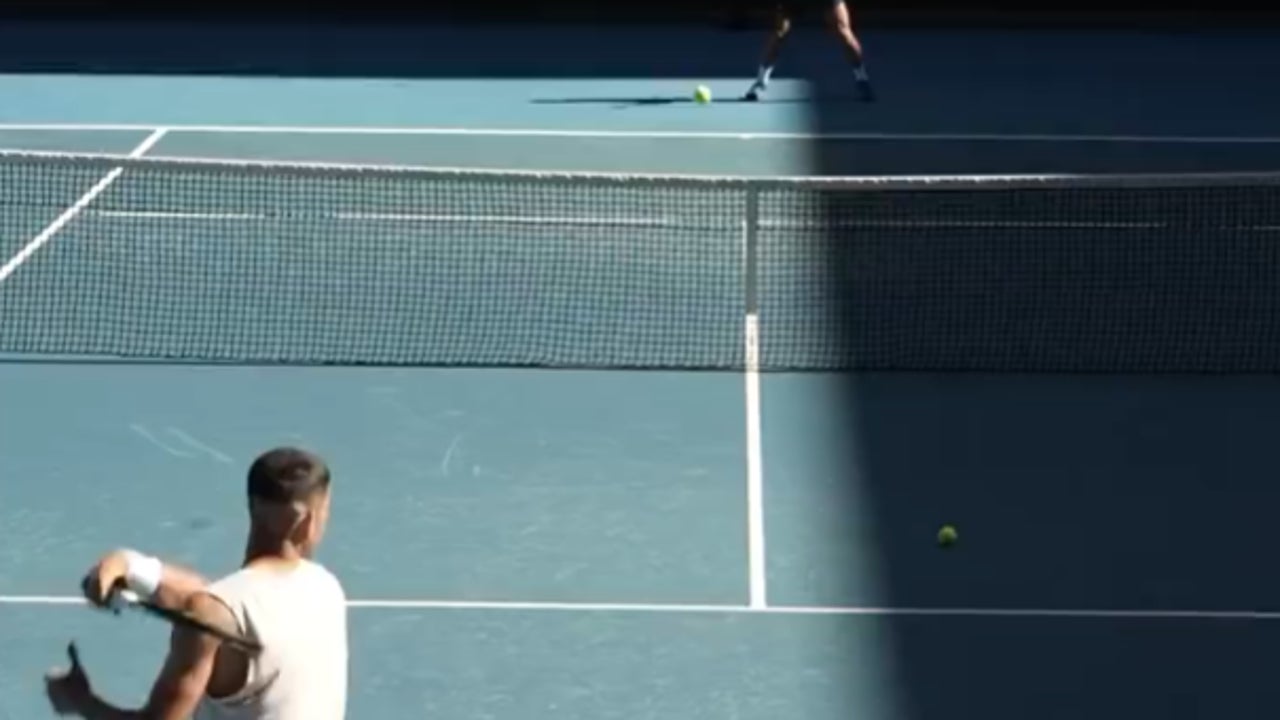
(121, 550, 163, 599)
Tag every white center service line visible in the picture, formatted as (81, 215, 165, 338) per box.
(0, 128, 168, 285)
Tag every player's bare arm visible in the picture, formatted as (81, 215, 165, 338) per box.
(81, 548, 210, 614)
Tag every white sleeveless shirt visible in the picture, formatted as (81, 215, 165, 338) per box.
(194, 560, 348, 720)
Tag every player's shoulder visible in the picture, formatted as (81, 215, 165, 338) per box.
(185, 588, 238, 631)
(202, 565, 256, 599)
(302, 559, 348, 601)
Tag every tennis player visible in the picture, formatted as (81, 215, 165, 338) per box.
(44, 447, 348, 720)
(743, 0, 874, 102)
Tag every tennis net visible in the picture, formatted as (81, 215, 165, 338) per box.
(2, 147, 1279, 372)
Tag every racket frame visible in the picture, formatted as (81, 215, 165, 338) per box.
(114, 588, 263, 655)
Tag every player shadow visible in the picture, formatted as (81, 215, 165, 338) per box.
(530, 96, 809, 107)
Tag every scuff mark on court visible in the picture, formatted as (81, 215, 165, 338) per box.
(440, 434, 464, 476)
(165, 427, 234, 464)
(128, 423, 192, 458)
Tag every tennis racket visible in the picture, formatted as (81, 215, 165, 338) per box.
(109, 585, 263, 655)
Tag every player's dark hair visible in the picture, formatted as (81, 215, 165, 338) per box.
(246, 447, 331, 505)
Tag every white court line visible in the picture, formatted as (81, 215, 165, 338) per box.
(744, 312, 766, 609)
(742, 188, 767, 609)
(2, 594, 1278, 620)
(0, 128, 167, 285)
(2, 122, 1280, 144)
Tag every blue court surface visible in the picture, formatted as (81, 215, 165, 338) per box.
(4, 23, 1280, 720)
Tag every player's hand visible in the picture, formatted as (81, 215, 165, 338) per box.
(80, 550, 130, 609)
(44, 642, 93, 716)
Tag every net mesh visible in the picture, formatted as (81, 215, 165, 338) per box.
(2, 148, 1280, 373)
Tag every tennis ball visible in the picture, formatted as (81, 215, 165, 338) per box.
(694, 85, 712, 104)
(937, 524, 958, 547)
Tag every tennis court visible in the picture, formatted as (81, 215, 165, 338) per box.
(4, 23, 1280, 720)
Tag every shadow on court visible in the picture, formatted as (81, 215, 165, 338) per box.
(784, 370, 1280, 717)
(800, 19, 1280, 715)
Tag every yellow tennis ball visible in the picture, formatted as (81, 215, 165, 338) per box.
(694, 85, 712, 104)
(937, 525, 958, 547)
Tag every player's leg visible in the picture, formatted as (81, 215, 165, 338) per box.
(827, 0, 875, 101)
(744, 4, 792, 101)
